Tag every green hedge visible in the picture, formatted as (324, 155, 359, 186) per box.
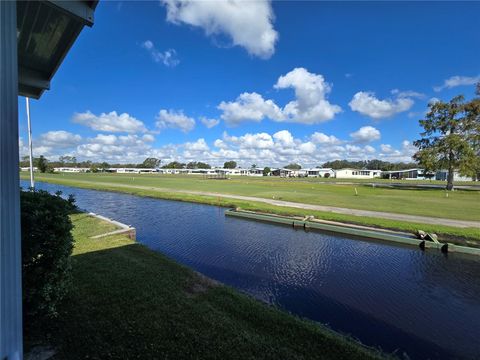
(21, 190, 77, 321)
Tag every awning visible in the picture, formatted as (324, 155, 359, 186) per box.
(17, 0, 98, 99)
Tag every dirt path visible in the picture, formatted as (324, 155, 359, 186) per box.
(41, 178, 480, 228)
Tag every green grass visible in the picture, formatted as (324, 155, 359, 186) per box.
(21, 172, 480, 242)
(26, 214, 383, 359)
(24, 172, 480, 221)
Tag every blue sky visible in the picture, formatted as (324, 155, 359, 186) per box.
(19, 1, 480, 167)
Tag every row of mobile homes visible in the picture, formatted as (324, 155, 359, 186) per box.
(54, 167, 90, 173)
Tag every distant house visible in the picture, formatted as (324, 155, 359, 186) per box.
(20, 167, 38, 172)
(381, 168, 432, 180)
(271, 168, 294, 177)
(335, 169, 381, 179)
(305, 168, 335, 178)
(54, 167, 89, 173)
(435, 170, 475, 182)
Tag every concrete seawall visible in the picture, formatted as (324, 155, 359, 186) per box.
(225, 209, 480, 256)
(88, 212, 136, 240)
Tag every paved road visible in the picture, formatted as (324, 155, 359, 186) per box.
(57, 179, 480, 229)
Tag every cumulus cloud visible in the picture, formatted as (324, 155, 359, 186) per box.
(24, 128, 417, 167)
(379, 140, 417, 163)
(72, 111, 147, 133)
(218, 68, 341, 125)
(310, 132, 341, 145)
(348, 91, 414, 119)
(434, 75, 480, 92)
(274, 67, 342, 124)
(218, 92, 284, 125)
(200, 117, 220, 128)
(350, 126, 381, 143)
(161, 0, 278, 59)
(155, 109, 195, 132)
(142, 40, 179, 67)
(37, 131, 82, 148)
(184, 138, 209, 152)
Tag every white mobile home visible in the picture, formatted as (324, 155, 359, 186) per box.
(306, 168, 335, 178)
(335, 169, 381, 179)
(435, 170, 475, 182)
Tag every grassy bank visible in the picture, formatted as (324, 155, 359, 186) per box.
(23, 172, 480, 221)
(22, 173, 480, 243)
(26, 214, 383, 359)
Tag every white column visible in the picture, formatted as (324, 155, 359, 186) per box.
(26, 98, 34, 189)
(0, 1, 23, 359)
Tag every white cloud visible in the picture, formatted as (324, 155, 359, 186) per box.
(155, 109, 195, 132)
(380, 144, 394, 153)
(350, 126, 381, 143)
(274, 67, 341, 124)
(76, 134, 155, 162)
(161, 0, 278, 59)
(349, 91, 414, 119)
(72, 111, 147, 133)
(379, 140, 417, 163)
(200, 117, 220, 128)
(222, 132, 274, 149)
(390, 89, 425, 99)
(184, 138, 209, 152)
(37, 131, 82, 148)
(218, 68, 341, 125)
(273, 130, 295, 148)
(434, 75, 480, 92)
(142, 40, 179, 67)
(311, 132, 341, 145)
(218, 92, 284, 125)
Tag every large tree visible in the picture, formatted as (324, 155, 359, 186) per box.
(284, 163, 301, 170)
(139, 157, 161, 169)
(413, 94, 480, 190)
(186, 161, 211, 169)
(223, 161, 237, 169)
(37, 155, 49, 173)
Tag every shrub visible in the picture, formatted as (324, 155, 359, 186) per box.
(21, 190, 77, 321)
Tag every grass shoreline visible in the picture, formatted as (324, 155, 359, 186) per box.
(22, 174, 480, 243)
(26, 213, 385, 359)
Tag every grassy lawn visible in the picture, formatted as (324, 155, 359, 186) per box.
(26, 213, 383, 359)
(24, 172, 480, 221)
(21, 172, 480, 242)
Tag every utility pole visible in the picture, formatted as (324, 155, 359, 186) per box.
(26, 97, 34, 189)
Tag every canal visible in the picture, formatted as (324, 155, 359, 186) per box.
(26, 181, 480, 359)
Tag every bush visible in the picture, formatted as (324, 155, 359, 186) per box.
(21, 190, 77, 321)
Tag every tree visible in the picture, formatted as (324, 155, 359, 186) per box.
(223, 161, 237, 169)
(139, 157, 161, 169)
(263, 167, 271, 176)
(284, 163, 301, 170)
(413, 95, 480, 190)
(37, 155, 49, 173)
(162, 161, 185, 169)
(251, 164, 257, 169)
(186, 161, 211, 169)
(99, 162, 110, 172)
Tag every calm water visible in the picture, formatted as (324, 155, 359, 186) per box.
(26, 181, 480, 359)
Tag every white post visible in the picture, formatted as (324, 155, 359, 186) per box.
(0, 1, 23, 359)
(26, 98, 34, 189)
